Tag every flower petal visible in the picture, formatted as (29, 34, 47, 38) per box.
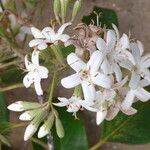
(121, 107, 137, 115)
(67, 53, 86, 72)
(38, 66, 49, 78)
(106, 30, 116, 50)
(81, 81, 96, 102)
(96, 38, 107, 52)
(134, 88, 150, 102)
(129, 72, 140, 89)
(31, 27, 44, 38)
(53, 97, 69, 107)
(42, 27, 55, 40)
(96, 110, 107, 125)
(37, 43, 48, 50)
(34, 80, 43, 96)
(87, 51, 103, 72)
(29, 39, 43, 47)
(121, 90, 135, 110)
(57, 34, 70, 42)
(112, 63, 122, 82)
(57, 22, 72, 34)
(112, 23, 120, 40)
(137, 40, 144, 56)
(31, 50, 40, 65)
(61, 73, 81, 88)
(92, 72, 112, 89)
(24, 55, 33, 71)
(119, 33, 129, 49)
(23, 73, 34, 88)
(101, 58, 112, 75)
(106, 106, 119, 121)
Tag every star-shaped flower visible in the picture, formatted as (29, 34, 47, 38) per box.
(23, 50, 49, 95)
(29, 22, 71, 50)
(61, 51, 112, 102)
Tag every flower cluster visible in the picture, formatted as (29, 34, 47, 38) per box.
(8, 21, 150, 141)
(57, 24, 150, 125)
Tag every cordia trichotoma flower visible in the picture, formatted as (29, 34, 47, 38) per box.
(23, 50, 49, 95)
(29, 22, 71, 50)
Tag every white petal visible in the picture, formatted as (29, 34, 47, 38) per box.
(112, 23, 120, 40)
(61, 73, 81, 88)
(96, 38, 107, 52)
(112, 63, 122, 82)
(38, 43, 48, 50)
(92, 72, 112, 89)
(87, 51, 103, 72)
(121, 90, 135, 110)
(38, 126, 49, 138)
(31, 50, 40, 65)
(34, 80, 43, 96)
(24, 55, 33, 71)
(101, 58, 112, 75)
(29, 39, 43, 47)
(7, 101, 24, 112)
(57, 34, 70, 42)
(42, 27, 55, 39)
(57, 22, 71, 34)
(19, 111, 32, 121)
(31, 27, 44, 38)
(137, 40, 144, 56)
(119, 59, 133, 70)
(106, 30, 116, 50)
(106, 106, 119, 121)
(121, 107, 137, 115)
(119, 34, 129, 49)
(96, 110, 107, 125)
(53, 98, 69, 107)
(38, 66, 49, 78)
(67, 53, 85, 72)
(24, 124, 38, 141)
(81, 81, 96, 102)
(23, 73, 34, 88)
(80, 101, 98, 112)
(129, 72, 140, 89)
(135, 88, 150, 102)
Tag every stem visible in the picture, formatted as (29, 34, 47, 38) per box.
(48, 72, 57, 102)
(0, 83, 24, 92)
(31, 137, 48, 149)
(0, 60, 21, 69)
(0, 0, 5, 11)
(47, 132, 54, 150)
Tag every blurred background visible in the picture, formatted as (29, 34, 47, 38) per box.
(0, 0, 150, 149)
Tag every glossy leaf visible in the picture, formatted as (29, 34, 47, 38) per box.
(101, 101, 150, 144)
(82, 6, 118, 28)
(53, 108, 88, 150)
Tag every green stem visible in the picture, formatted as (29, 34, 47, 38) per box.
(31, 137, 48, 149)
(0, 83, 24, 92)
(48, 72, 57, 102)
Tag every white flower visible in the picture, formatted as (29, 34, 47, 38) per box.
(61, 51, 112, 102)
(23, 50, 49, 95)
(54, 96, 97, 115)
(29, 22, 71, 50)
(96, 24, 134, 81)
(7, 101, 24, 112)
(121, 76, 150, 110)
(130, 40, 150, 82)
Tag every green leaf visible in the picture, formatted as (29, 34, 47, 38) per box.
(101, 101, 150, 145)
(0, 92, 9, 122)
(82, 6, 118, 28)
(0, 68, 24, 84)
(53, 108, 88, 150)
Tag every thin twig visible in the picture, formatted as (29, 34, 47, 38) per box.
(0, 60, 22, 69)
(31, 137, 48, 149)
(0, 83, 24, 92)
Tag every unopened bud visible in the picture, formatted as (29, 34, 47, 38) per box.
(55, 117, 64, 138)
(71, 0, 81, 22)
(53, 0, 61, 21)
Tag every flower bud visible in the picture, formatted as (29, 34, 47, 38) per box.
(8, 101, 41, 112)
(24, 109, 48, 141)
(38, 113, 54, 138)
(55, 117, 64, 138)
(53, 0, 61, 21)
(71, 0, 81, 22)
(96, 110, 107, 125)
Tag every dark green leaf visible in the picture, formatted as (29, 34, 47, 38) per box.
(101, 101, 150, 144)
(53, 108, 88, 150)
(82, 6, 118, 28)
(0, 92, 9, 122)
